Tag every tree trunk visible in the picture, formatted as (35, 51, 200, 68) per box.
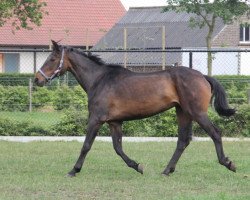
(206, 34, 212, 76)
(206, 14, 216, 76)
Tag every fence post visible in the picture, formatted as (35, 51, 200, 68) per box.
(162, 26, 166, 70)
(123, 27, 127, 68)
(29, 78, 32, 112)
(33, 51, 37, 74)
(189, 51, 193, 69)
(248, 89, 250, 104)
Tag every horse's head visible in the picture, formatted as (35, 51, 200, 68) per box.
(34, 40, 69, 86)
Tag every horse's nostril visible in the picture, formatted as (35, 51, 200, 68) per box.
(34, 78, 38, 83)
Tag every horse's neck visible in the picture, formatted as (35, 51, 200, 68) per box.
(68, 53, 106, 93)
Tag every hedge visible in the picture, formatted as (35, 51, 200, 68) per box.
(0, 104, 249, 137)
(0, 73, 77, 86)
(0, 75, 249, 136)
(0, 85, 88, 112)
(0, 79, 248, 112)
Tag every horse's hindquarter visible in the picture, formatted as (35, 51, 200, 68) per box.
(106, 72, 179, 120)
(170, 67, 212, 115)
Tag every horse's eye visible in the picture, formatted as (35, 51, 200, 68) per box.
(51, 58, 56, 62)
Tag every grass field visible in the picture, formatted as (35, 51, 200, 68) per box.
(0, 141, 249, 200)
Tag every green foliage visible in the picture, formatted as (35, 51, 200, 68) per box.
(0, 103, 249, 136)
(0, 75, 249, 136)
(193, 104, 250, 137)
(0, 85, 29, 111)
(163, 0, 250, 27)
(51, 109, 88, 136)
(0, 84, 88, 111)
(0, 0, 47, 31)
(52, 85, 74, 110)
(214, 76, 249, 104)
(122, 109, 178, 137)
(0, 116, 49, 136)
(0, 73, 34, 86)
(32, 87, 54, 108)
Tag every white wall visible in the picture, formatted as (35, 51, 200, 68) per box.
(19, 52, 50, 73)
(19, 52, 34, 73)
(36, 52, 50, 72)
(182, 50, 239, 75)
(240, 52, 250, 75)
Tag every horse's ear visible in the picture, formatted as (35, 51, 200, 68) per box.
(51, 40, 60, 52)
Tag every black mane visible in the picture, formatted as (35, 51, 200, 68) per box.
(70, 47, 126, 71)
(70, 48, 105, 65)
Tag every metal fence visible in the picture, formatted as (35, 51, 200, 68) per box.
(0, 49, 249, 136)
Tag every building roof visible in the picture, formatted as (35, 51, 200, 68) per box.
(94, 7, 226, 49)
(0, 0, 125, 48)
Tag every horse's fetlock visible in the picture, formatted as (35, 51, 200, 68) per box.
(74, 167, 81, 173)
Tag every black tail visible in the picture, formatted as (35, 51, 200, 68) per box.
(204, 75, 235, 117)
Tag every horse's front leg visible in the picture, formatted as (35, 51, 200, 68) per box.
(67, 118, 102, 177)
(109, 121, 143, 174)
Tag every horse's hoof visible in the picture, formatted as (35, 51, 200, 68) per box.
(162, 167, 175, 176)
(137, 163, 144, 174)
(67, 172, 76, 178)
(161, 172, 169, 176)
(228, 161, 236, 173)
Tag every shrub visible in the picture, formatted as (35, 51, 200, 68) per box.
(51, 109, 88, 136)
(0, 117, 49, 136)
(32, 87, 54, 108)
(122, 108, 177, 137)
(0, 73, 33, 86)
(0, 104, 249, 137)
(0, 85, 29, 111)
(193, 104, 250, 137)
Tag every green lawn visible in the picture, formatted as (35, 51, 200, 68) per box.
(0, 141, 249, 200)
(0, 111, 62, 127)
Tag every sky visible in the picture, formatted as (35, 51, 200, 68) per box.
(120, 0, 167, 10)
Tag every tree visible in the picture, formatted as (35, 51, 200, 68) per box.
(163, 0, 250, 76)
(0, 0, 47, 31)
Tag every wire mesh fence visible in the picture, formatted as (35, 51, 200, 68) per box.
(0, 49, 249, 136)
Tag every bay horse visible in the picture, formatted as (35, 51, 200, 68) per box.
(34, 41, 236, 177)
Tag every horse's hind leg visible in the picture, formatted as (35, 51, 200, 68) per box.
(162, 106, 192, 176)
(109, 122, 143, 174)
(195, 113, 236, 172)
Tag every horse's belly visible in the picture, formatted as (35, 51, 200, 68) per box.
(108, 96, 178, 121)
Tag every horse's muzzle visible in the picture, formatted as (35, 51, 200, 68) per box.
(34, 77, 46, 87)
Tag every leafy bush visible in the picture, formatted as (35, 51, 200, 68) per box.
(32, 87, 54, 108)
(0, 85, 29, 111)
(193, 104, 250, 137)
(0, 104, 249, 137)
(0, 117, 49, 136)
(215, 75, 249, 104)
(0, 73, 33, 86)
(121, 109, 177, 137)
(51, 109, 88, 136)
(52, 85, 74, 110)
(0, 84, 88, 112)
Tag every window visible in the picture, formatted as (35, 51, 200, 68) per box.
(240, 25, 250, 43)
(3, 53, 19, 72)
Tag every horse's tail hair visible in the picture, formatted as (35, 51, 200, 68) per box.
(204, 75, 235, 117)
